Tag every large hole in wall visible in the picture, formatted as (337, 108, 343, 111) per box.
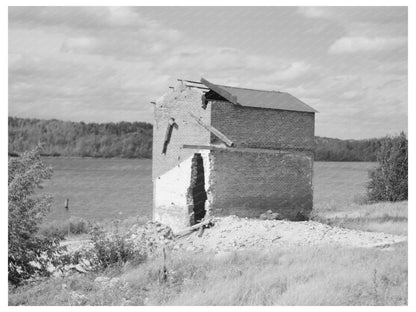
(187, 153, 207, 225)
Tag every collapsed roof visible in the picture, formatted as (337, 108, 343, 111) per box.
(200, 78, 317, 113)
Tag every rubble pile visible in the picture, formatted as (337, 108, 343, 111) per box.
(59, 215, 407, 275)
(127, 221, 175, 254)
(174, 215, 407, 253)
(259, 209, 281, 220)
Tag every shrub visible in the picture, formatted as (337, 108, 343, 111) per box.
(8, 146, 66, 285)
(90, 225, 137, 268)
(70, 223, 148, 271)
(70, 217, 90, 234)
(352, 193, 370, 205)
(39, 217, 91, 238)
(367, 132, 408, 202)
(38, 221, 67, 239)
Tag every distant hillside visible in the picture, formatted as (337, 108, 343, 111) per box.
(8, 117, 152, 158)
(315, 136, 381, 162)
(9, 117, 383, 161)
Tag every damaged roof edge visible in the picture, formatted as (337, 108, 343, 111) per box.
(200, 77, 318, 113)
(200, 78, 239, 105)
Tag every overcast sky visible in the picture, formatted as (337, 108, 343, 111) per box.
(8, 6, 407, 139)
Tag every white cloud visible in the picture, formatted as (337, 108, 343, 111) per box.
(160, 46, 283, 74)
(328, 36, 407, 54)
(339, 89, 367, 101)
(297, 7, 407, 57)
(9, 7, 151, 30)
(297, 7, 331, 19)
(61, 36, 97, 53)
(297, 6, 407, 25)
(266, 62, 311, 81)
(107, 7, 141, 26)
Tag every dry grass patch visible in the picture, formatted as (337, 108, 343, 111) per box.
(313, 201, 407, 236)
(160, 244, 407, 305)
(10, 243, 407, 306)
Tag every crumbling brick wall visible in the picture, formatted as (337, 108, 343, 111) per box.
(153, 151, 211, 231)
(153, 86, 212, 230)
(209, 149, 313, 219)
(152, 87, 211, 180)
(153, 85, 315, 230)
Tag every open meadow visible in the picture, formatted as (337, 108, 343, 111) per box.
(313, 162, 407, 236)
(9, 242, 408, 306)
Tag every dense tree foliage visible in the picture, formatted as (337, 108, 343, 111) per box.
(8, 117, 152, 158)
(367, 132, 408, 202)
(9, 117, 400, 162)
(8, 147, 65, 285)
(315, 137, 382, 162)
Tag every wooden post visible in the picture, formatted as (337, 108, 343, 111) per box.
(188, 112, 234, 147)
(65, 198, 70, 237)
(159, 247, 168, 284)
(162, 247, 167, 282)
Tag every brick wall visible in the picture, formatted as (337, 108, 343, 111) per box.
(153, 86, 315, 228)
(152, 86, 211, 180)
(209, 149, 313, 220)
(153, 85, 213, 229)
(210, 101, 315, 150)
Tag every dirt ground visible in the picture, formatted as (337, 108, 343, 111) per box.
(174, 216, 407, 253)
(62, 215, 408, 256)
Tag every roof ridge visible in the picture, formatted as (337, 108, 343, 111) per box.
(217, 84, 284, 94)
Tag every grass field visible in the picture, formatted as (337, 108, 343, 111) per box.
(313, 162, 407, 236)
(40, 158, 376, 223)
(9, 242, 408, 306)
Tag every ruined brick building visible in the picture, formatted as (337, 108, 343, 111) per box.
(152, 78, 317, 231)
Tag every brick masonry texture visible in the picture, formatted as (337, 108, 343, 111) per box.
(153, 86, 213, 229)
(209, 150, 313, 219)
(153, 84, 315, 229)
(210, 101, 315, 150)
(152, 86, 211, 180)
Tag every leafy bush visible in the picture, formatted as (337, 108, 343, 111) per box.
(38, 221, 67, 240)
(99, 215, 149, 235)
(70, 217, 90, 234)
(367, 132, 408, 202)
(8, 146, 66, 285)
(90, 225, 138, 268)
(40, 217, 91, 238)
(70, 224, 147, 271)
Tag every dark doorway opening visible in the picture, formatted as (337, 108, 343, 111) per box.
(189, 153, 207, 225)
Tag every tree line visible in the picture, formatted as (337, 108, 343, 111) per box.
(315, 136, 382, 162)
(8, 117, 152, 158)
(9, 117, 392, 161)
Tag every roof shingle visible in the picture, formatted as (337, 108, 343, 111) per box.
(201, 78, 317, 113)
